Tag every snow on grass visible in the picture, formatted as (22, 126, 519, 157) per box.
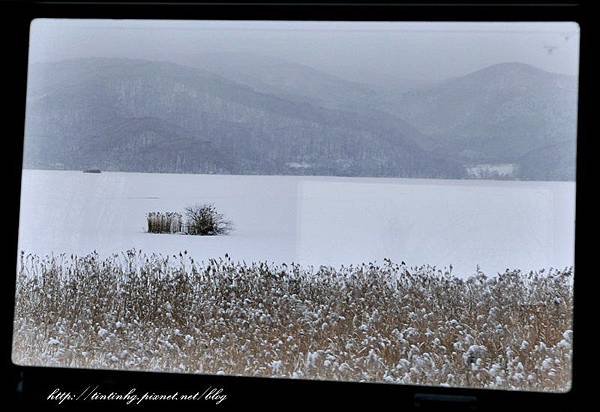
(13, 250, 573, 392)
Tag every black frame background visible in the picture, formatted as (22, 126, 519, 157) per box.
(2, 1, 593, 409)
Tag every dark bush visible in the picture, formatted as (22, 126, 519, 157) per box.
(184, 204, 232, 235)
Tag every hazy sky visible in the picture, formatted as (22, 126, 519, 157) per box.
(29, 19, 580, 87)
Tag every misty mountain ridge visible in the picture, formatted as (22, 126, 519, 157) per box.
(189, 52, 378, 110)
(377, 61, 577, 180)
(24, 57, 577, 180)
(25, 57, 462, 178)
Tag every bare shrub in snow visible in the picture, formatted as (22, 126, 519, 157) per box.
(184, 204, 232, 236)
(147, 205, 232, 236)
(13, 251, 573, 392)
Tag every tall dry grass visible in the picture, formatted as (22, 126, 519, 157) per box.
(147, 212, 183, 234)
(13, 250, 573, 392)
(147, 205, 232, 236)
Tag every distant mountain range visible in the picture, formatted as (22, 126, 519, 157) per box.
(373, 62, 578, 180)
(24, 56, 578, 180)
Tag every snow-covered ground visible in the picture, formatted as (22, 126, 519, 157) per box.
(17, 169, 575, 276)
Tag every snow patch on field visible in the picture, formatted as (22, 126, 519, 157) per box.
(17, 170, 575, 276)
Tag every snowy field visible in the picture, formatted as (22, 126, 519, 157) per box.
(17, 169, 576, 276)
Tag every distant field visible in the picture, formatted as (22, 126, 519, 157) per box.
(13, 251, 573, 392)
(18, 169, 576, 275)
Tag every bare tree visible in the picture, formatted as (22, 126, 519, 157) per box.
(184, 204, 233, 235)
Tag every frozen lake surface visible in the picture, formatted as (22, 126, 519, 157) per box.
(18, 170, 575, 276)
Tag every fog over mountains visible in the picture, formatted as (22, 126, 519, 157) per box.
(24, 56, 577, 180)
